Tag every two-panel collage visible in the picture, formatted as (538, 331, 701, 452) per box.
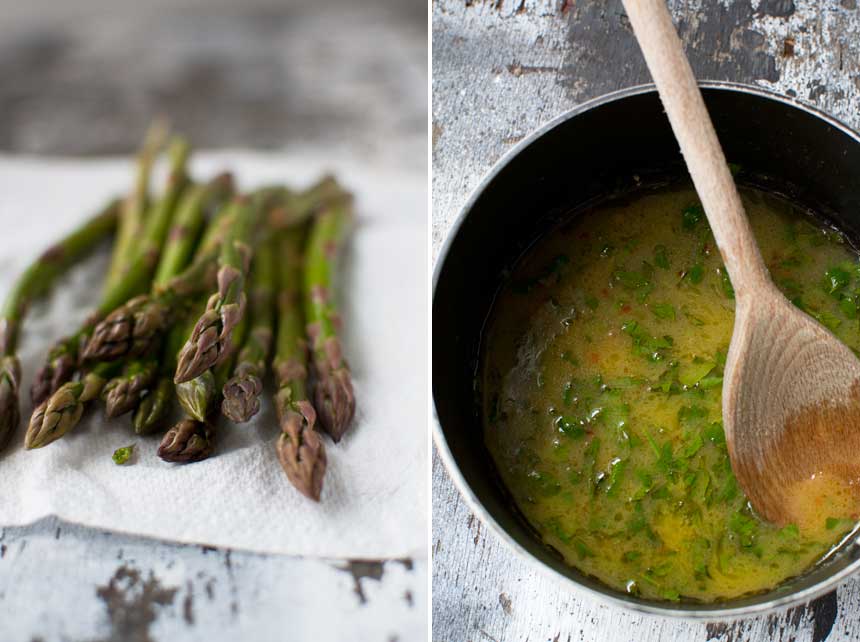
(5, 0, 860, 640)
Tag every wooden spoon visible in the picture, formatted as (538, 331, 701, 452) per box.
(622, 0, 860, 529)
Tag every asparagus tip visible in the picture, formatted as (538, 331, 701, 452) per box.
(276, 399, 326, 502)
(174, 293, 245, 384)
(30, 352, 76, 406)
(175, 371, 216, 422)
(221, 373, 263, 423)
(24, 384, 84, 449)
(157, 418, 214, 463)
(314, 363, 355, 443)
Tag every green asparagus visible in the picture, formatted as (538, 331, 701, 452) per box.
(178, 300, 249, 421)
(0, 198, 120, 447)
(174, 196, 257, 383)
(303, 196, 355, 442)
(273, 228, 326, 501)
(131, 306, 197, 435)
(94, 174, 233, 418)
(102, 359, 158, 418)
(222, 234, 275, 423)
(154, 173, 233, 286)
(80, 244, 220, 364)
(132, 376, 173, 435)
(161, 337, 241, 462)
(25, 361, 123, 449)
(31, 138, 190, 403)
(105, 120, 168, 293)
(157, 418, 214, 463)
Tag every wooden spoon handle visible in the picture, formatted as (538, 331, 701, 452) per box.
(622, 0, 769, 298)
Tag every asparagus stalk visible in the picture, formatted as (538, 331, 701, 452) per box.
(173, 179, 349, 386)
(97, 173, 233, 416)
(27, 240, 220, 446)
(222, 234, 275, 423)
(79, 242, 220, 365)
(102, 359, 158, 418)
(104, 137, 191, 298)
(154, 173, 233, 287)
(128, 193, 237, 436)
(79, 139, 193, 364)
(273, 228, 326, 501)
(157, 418, 214, 463)
(25, 361, 123, 449)
(132, 302, 202, 435)
(0, 198, 120, 448)
(177, 298, 249, 420)
(104, 120, 169, 293)
(304, 196, 356, 442)
(132, 376, 173, 435)
(161, 335, 241, 462)
(31, 139, 190, 403)
(173, 195, 260, 383)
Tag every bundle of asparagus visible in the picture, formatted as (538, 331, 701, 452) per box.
(0, 127, 357, 502)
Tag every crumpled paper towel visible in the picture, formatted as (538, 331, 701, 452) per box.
(0, 149, 427, 559)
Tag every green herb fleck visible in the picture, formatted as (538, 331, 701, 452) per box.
(112, 444, 135, 465)
(682, 205, 705, 231)
(825, 266, 851, 295)
(652, 303, 676, 320)
(687, 264, 705, 284)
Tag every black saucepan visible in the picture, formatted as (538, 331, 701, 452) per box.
(432, 82, 860, 617)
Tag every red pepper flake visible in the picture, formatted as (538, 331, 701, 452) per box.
(620, 304, 632, 313)
(589, 352, 599, 364)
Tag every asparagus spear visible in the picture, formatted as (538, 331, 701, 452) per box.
(177, 298, 249, 420)
(102, 359, 158, 418)
(154, 173, 234, 287)
(161, 335, 241, 462)
(222, 234, 275, 423)
(157, 418, 214, 463)
(32, 139, 190, 403)
(0, 198, 120, 448)
(98, 173, 233, 415)
(174, 196, 256, 383)
(132, 301, 203, 435)
(304, 196, 356, 442)
(27, 248, 219, 446)
(105, 120, 169, 293)
(79, 242, 221, 365)
(174, 180, 346, 385)
(25, 361, 123, 449)
(273, 228, 326, 501)
(132, 376, 173, 435)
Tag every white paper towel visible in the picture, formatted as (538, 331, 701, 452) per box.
(0, 149, 428, 559)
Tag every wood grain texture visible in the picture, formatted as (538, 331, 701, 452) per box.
(0, 517, 426, 642)
(433, 0, 860, 640)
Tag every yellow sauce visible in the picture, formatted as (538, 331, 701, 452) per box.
(481, 185, 859, 602)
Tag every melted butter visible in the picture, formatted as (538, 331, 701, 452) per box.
(787, 472, 860, 538)
(482, 184, 860, 602)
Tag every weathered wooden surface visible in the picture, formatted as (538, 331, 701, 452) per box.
(0, 517, 426, 642)
(0, 0, 428, 639)
(432, 0, 860, 640)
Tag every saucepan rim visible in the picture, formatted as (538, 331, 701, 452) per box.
(431, 80, 860, 620)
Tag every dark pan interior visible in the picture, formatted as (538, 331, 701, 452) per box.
(432, 85, 860, 612)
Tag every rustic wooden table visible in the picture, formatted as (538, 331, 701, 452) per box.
(0, 1, 427, 640)
(432, 1, 860, 640)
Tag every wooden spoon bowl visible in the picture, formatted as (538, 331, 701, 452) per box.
(623, 0, 860, 527)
